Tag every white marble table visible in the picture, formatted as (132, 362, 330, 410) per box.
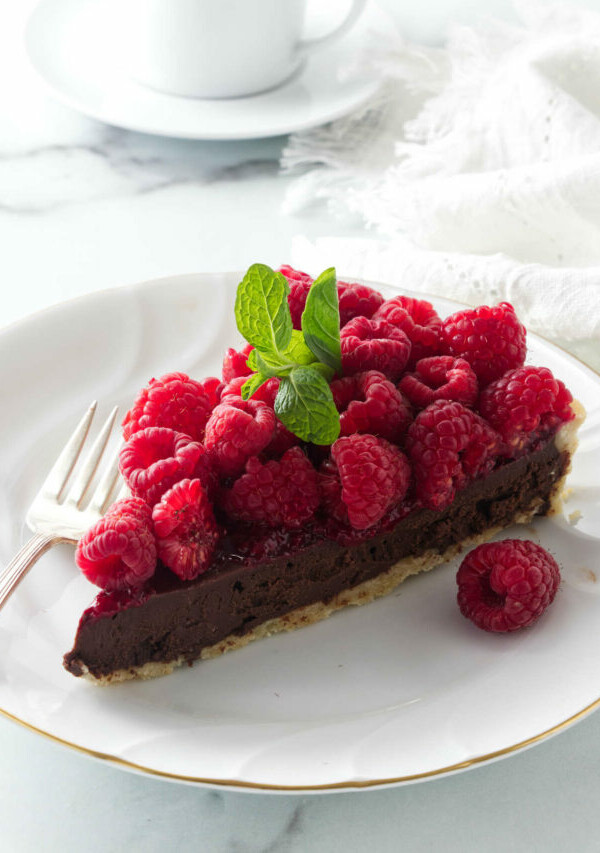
(2, 2, 600, 851)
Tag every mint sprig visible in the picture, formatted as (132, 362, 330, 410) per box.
(236, 263, 342, 445)
(301, 267, 342, 374)
(275, 369, 340, 445)
(235, 264, 292, 353)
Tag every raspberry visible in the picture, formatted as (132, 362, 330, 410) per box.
(105, 497, 152, 525)
(456, 539, 561, 632)
(279, 265, 314, 329)
(222, 343, 253, 383)
(279, 264, 313, 286)
(197, 376, 224, 409)
(122, 372, 213, 443)
(341, 316, 412, 381)
(204, 398, 275, 476)
(398, 356, 478, 409)
(479, 366, 574, 455)
(442, 302, 526, 385)
(331, 370, 412, 442)
(279, 267, 384, 329)
(222, 447, 320, 528)
(152, 478, 219, 581)
(220, 375, 280, 408)
(119, 427, 213, 506)
(406, 401, 500, 511)
(266, 419, 300, 457)
(76, 511, 157, 591)
(374, 296, 442, 365)
(320, 434, 411, 529)
(337, 280, 384, 327)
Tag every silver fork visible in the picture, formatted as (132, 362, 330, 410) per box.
(0, 403, 124, 612)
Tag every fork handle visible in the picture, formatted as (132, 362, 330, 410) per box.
(0, 533, 71, 612)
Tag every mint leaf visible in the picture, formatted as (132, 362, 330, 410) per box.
(235, 264, 292, 354)
(275, 367, 340, 445)
(301, 267, 342, 374)
(285, 329, 317, 365)
(246, 348, 259, 372)
(241, 373, 268, 401)
(248, 331, 318, 377)
(253, 349, 297, 378)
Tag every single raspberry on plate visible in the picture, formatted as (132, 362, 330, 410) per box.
(337, 280, 384, 327)
(406, 400, 501, 511)
(456, 539, 561, 632)
(204, 398, 275, 476)
(331, 370, 412, 442)
(341, 316, 412, 381)
(222, 343, 253, 383)
(222, 447, 320, 528)
(76, 511, 157, 591)
(479, 365, 574, 454)
(320, 434, 411, 529)
(122, 372, 213, 443)
(398, 356, 478, 409)
(442, 302, 526, 385)
(152, 478, 219, 581)
(374, 296, 442, 365)
(279, 265, 314, 329)
(119, 427, 213, 506)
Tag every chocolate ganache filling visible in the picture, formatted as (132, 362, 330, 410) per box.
(64, 438, 568, 679)
(64, 441, 569, 678)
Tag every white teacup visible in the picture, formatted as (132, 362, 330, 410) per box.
(126, 0, 367, 99)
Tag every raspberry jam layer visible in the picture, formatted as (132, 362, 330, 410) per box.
(64, 438, 568, 680)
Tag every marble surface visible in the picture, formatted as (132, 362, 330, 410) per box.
(1, 1, 600, 851)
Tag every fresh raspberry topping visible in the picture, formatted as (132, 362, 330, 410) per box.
(119, 427, 213, 506)
(398, 356, 478, 409)
(456, 539, 561, 632)
(340, 316, 412, 381)
(442, 302, 526, 385)
(76, 511, 157, 591)
(278, 264, 313, 286)
(222, 447, 320, 528)
(152, 478, 219, 581)
(279, 265, 314, 329)
(279, 267, 384, 329)
(122, 372, 213, 443)
(337, 280, 384, 327)
(374, 296, 442, 365)
(331, 370, 412, 442)
(217, 377, 295, 456)
(222, 343, 253, 383)
(479, 366, 574, 454)
(105, 497, 152, 525)
(320, 434, 411, 529)
(204, 398, 275, 476)
(220, 375, 280, 407)
(197, 376, 224, 409)
(266, 419, 300, 457)
(406, 401, 500, 511)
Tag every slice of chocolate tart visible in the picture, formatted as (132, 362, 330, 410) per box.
(64, 407, 582, 684)
(63, 264, 584, 684)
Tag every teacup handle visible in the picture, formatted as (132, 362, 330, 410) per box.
(298, 0, 367, 54)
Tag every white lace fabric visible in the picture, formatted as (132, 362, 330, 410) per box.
(283, 1, 600, 344)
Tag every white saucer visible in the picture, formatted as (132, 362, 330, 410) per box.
(25, 0, 388, 140)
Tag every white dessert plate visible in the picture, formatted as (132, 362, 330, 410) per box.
(0, 272, 599, 793)
(24, 0, 386, 140)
